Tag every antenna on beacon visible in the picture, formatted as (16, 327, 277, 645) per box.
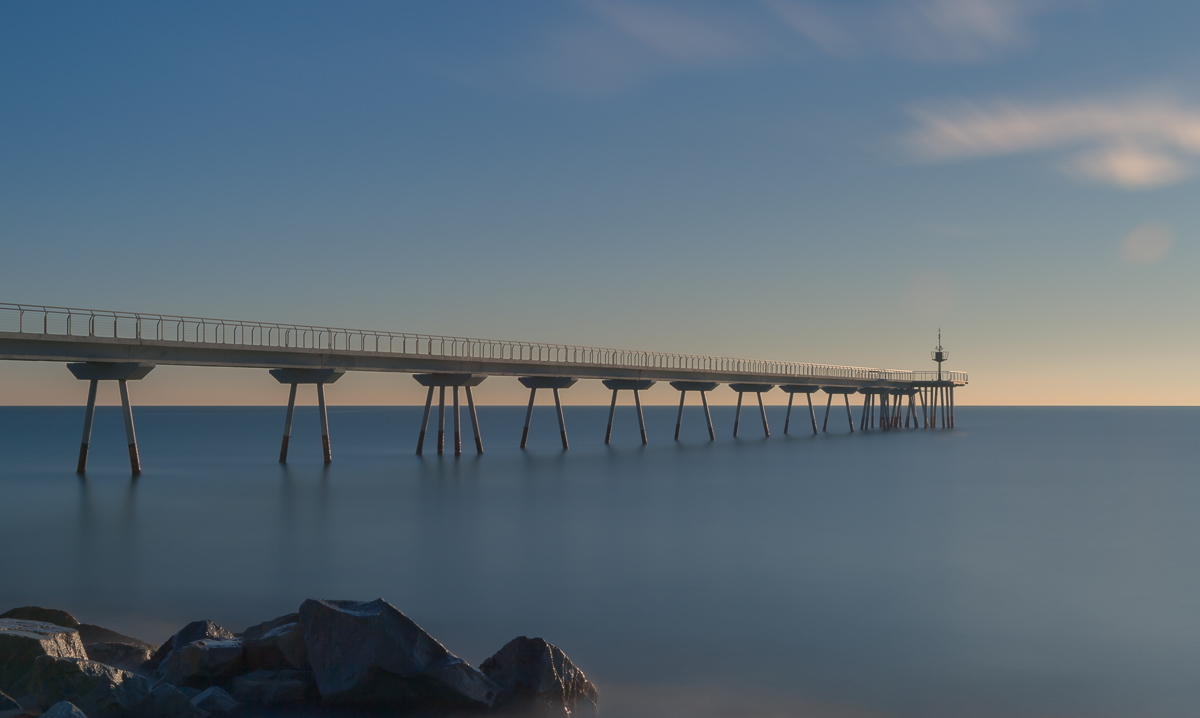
(931, 328, 948, 382)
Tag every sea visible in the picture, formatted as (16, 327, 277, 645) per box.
(1, 405, 1198, 718)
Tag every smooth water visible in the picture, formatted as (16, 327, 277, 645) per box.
(1, 405, 1198, 717)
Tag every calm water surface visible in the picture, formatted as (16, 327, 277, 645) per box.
(1, 405, 1198, 718)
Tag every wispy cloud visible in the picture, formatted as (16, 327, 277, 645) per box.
(905, 93, 1200, 189)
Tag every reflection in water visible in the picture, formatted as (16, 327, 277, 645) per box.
(3, 406, 1200, 718)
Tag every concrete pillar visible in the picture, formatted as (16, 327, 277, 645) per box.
(844, 394, 854, 432)
(733, 392, 743, 438)
(807, 393, 817, 435)
(76, 379, 98, 475)
(553, 388, 568, 450)
(521, 387, 536, 450)
(701, 391, 715, 440)
(757, 392, 770, 438)
(417, 386, 434, 455)
(674, 390, 686, 441)
(466, 386, 483, 454)
(436, 386, 446, 455)
(784, 393, 794, 435)
(118, 380, 141, 475)
(605, 389, 618, 444)
(279, 383, 297, 463)
(453, 386, 462, 457)
(822, 393, 833, 432)
(950, 386, 956, 427)
(634, 390, 647, 445)
(317, 382, 331, 464)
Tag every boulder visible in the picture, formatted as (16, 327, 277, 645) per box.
(481, 637, 597, 716)
(0, 689, 20, 716)
(146, 622, 235, 672)
(129, 684, 207, 718)
(298, 598, 498, 712)
(243, 622, 308, 672)
(238, 613, 299, 641)
(40, 702, 87, 718)
(157, 640, 243, 688)
(229, 670, 313, 708)
(84, 642, 154, 674)
(190, 686, 239, 714)
(0, 608, 80, 629)
(31, 655, 149, 718)
(0, 619, 87, 700)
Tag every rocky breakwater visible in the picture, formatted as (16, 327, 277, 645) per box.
(0, 599, 597, 717)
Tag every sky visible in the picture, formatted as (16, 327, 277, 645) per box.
(2, 0, 1198, 406)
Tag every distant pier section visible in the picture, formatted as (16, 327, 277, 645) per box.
(0, 302, 967, 473)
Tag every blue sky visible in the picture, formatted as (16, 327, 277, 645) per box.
(2, 1, 1198, 405)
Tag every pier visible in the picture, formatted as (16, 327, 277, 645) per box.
(0, 303, 968, 473)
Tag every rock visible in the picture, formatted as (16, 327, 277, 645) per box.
(0, 608, 80, 629)
(40, 701, 88, 718)
(229, 670, 313, 708)
(0, 689, 20, 716)
(130, 684, 207, 718)
(481, 637, 598, 717)
(0, 619, 87, 700)
(146, 622, 235, 672)
(238, 613, 299, 641)
(243, 622, 308, 672)
(299, 598, 498, 712)
(84, 642, 154, 674)
(176, 687, 201, 700)
(190, 686, 239, 714)
(31, 655, 149, 718)
(157, 640, 243, 688)
(0, 608, 151, 652)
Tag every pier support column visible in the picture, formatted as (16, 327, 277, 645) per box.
(413, 374, 488, 456)
(279, 383, 297, 463)
(729, 384, 774, 438)
(602, 379, 655, 445)
(68, 362, 155, 476)
(269, 368, 345, 464)
(517, 376, 578, 450)
(77, 379, 98, 474)
(820, 387, 857, 434)
(668, 381, 721, 441)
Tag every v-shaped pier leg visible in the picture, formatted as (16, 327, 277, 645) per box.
(119, 380, 141, 475)
(77, 379, 98, 475)
(280, 383, 297, 463)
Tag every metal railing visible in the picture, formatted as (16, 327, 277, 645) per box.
(0, 302, 968, 384)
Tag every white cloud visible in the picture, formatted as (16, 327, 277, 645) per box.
(1121, 223, 1174, 265)
(905, 94, 1200, 189)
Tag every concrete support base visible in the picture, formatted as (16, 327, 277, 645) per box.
(669, 381, 718, 441)
(67, 362, 155, 476)
(517, 376, 578, 450)
(779, 385, 820, 436)
(729, 383, 774, 438)
(413, 373, 487, 456)
(601, 379, 655, 445)
(269, 368, 345, 464)
(820, 386, 857, 433)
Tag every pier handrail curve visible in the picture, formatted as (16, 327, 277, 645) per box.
(0, 302, 968, 384)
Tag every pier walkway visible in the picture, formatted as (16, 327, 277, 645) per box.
(0, 303, 967, 472)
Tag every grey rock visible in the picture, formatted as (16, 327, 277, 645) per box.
(84, 642, 154, 674)
(190, 686, 239, 714)
(229, 669, 313, 708)
(40, 701, 88, 718)
(238, 613, 298, 641)
(299, 598, 498, 712)
(130, 684, 207, 718)
(481, 637, 598, 717)
(243, 622, 308, 672)
(146, 622, 235, 672)
(0, 608, 80, 629)
(176, 687, 201, 700)
(158, 639, 243, 688)
(31, 655, 149, 718)
(0, 619, 87, 700)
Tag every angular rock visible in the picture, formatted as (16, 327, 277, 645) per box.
(84, 642, 154, 674)
(191, 686, 239, 714)
(0, 619, 87, 700)
(230, 669, 313, 708)
(243, 622, 308, 672)
(31, 655, 149, 718)
(299, 598, 498, 712)
(481, 637, 598, 717)
(130, 684, 207, 718)
(40, 701, 88, 718)
(238, 613, 299, 641)
(146, 622, 235, 672)
(0, 608, 80, 629)
(158, 639, 243, 688)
